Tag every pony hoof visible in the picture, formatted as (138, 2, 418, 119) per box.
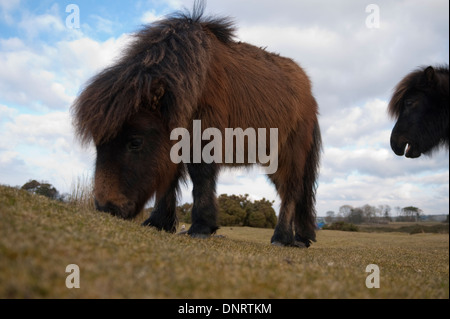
(177, 230, 211, 239)
(177, 231, 223, 239)
(271, 241, 290, 247)
(271, 241, 309, 248)
(293, 241, 309, 248)
(189, 233, 211, 239)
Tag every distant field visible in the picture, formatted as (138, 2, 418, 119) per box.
(0, 185, 448, 298)
(358, 221, 449, 234)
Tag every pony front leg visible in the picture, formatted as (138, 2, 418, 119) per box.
(142, 172, 181, 233)
(186, 162, 219, 238)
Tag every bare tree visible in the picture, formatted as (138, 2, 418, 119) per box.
(325, 211, 335, 223)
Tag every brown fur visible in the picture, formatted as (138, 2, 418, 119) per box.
(72, 3, 321, 247)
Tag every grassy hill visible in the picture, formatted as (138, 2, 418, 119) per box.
(0, 185, 448, 298)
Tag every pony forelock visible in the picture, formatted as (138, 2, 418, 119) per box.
(388, 65, 449, 119)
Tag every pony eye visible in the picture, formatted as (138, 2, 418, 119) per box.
(404, 99, 414, 107)
(128, 137, 143, 150)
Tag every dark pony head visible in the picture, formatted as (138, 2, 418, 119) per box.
(72, 4, 234, 219)
(388, 65, 449, 158)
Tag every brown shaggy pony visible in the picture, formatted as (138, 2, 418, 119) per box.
(389, 65, 449, 158)
(72, 3, 321, 247)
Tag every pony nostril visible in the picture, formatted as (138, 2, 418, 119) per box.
(94, 199, 136, 219)
(94, 199, 110, 213)
(94, 199, 115, 213)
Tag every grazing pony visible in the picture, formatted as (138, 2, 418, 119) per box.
(72, 4, 321, 247)
(389, 65, 449, 158)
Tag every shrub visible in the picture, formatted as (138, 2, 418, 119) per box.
(21, 180, 59, 200)
(323, 221, 359, 232)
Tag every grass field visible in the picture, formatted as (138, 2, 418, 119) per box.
(0, 185, 448, 299)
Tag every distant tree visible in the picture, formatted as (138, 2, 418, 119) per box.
(218, 194, 248, 226)
(58, 193, 71, 202)
(379, 205, 392, 221)
(246, 210, 266, 228)
(246, 198, 277, 228)
(338, 204, 394, 224)
(174, 194, 277, 228)
(21, 180, 59, 200)
(394, 206, 402, 217)
(21, 180, 40, 191)
(399, 206, 423, 222)
(216, 194, 277, 228)
(347, 208, 364, 224)
(383, 210, 392, 222)
(339, 205, 353, 220)
(362, 204, 377, 223)
(325, 211, 335, 223)
(176, 203, 193, 223)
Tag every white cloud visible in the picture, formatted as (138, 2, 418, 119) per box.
(0, 46, 72, 110)
(0, 37, 25, 51)
(141, 10, 164, 24)
(321, 99, 392, 149)
(0, 0, 20, 10)
(325, 172, 448, 215)
(54, 34, 133, 94)
(0, 103, 18, 122)
(90, 15, 115, 34)
(237, 25, 339, 53)
(18, 4, 65, 38)
(0, 107, 94, 192)
(0, 0, 19, 24)
(0, 32, 133, 112)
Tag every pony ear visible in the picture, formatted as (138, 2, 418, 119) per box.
(423, 66, 435, 86)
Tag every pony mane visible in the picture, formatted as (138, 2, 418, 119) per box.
(388, 65, 449, 119)
(72, 2, 235, 145)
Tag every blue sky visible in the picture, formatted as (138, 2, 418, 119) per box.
(0, 0, 449, 217)
(1, 1, 162, 39)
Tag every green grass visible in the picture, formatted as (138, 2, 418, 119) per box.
(0, 185, 448, 298)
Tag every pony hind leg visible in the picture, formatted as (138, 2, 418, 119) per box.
(294, 121, 321, 247)
(271, 181, 316, 248)
(271, 121, 321, 248)
(293, 201, 317, 248)
(269, 165, 301, 246)
(271, 199, 296, 246)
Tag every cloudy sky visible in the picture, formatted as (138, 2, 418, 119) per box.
(0, 0, 448, 217)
